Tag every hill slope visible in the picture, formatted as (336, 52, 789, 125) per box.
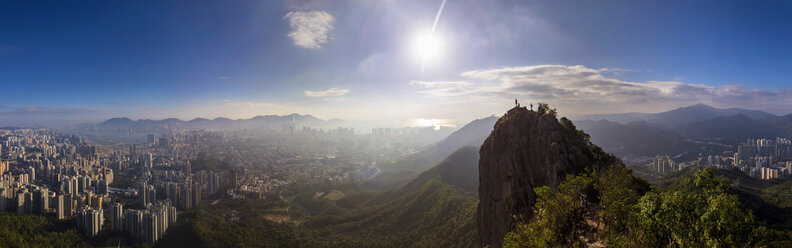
(304, 146, 481, 247)
(159, 147, 481, 248)
(576, 119, 690, 157)
(673, 114, 785, 143)
(371, 117, 496, 189)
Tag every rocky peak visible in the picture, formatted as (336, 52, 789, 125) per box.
(477, 106, 616, 247)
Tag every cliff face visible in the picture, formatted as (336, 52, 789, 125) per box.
(477, 107, 617, 247)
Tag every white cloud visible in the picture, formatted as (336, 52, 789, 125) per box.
(304, 88, 350, 97)
(414, 64, 792, 115)
(410, 81, 483, 97)
(284, 11, 335, 49)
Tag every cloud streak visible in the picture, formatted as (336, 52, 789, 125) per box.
(284, 11, 335, 49)
(304, 88, 350, 97)
(414, 65, 792, 115)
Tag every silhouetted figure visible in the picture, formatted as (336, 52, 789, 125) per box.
(530, 103, 533, 111)
(515, 99, 519, 108)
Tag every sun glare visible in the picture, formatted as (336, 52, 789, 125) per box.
(412, 32, 444, 64)
(412, 118, 452, 130)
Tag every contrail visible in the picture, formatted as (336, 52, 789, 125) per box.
(431, 0, 448, 36)
(421, 0, 448, 78)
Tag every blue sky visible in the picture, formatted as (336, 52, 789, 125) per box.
(1, 0, 791, 127)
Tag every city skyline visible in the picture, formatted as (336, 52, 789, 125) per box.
(2, 0, 792, 127)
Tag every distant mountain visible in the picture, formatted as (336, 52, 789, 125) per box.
(85, 114, 347, 131)
(650, 104, 777, 126)
(762, 113, 792, 137)
(576, 119, 690, 157)
(673, 114, 785, 143)
(575, 112, 653, 124)
(366, 116, 497, 191)
(97, 117, 136, 128)
(577, 103, 777, 127)
(432, 117, 498, 161)
(385, 116, 498, 174)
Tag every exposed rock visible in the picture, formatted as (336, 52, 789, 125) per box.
(477, 107, 618, 247)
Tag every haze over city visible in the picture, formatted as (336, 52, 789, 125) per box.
(2, 1, 791, 128)
(2, 1, 792, 247)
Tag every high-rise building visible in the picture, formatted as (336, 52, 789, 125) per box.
(165, 182, 180, 207)
(159, 137, 171, 149)
(76, 206, 103, 236)
(96, 179, 109, 195)
(111, 202, 124, 232)
(183, 161, 191, 176)
(145, 185, 156, 206)
(33, 187, 48, 215)
(129, 144, 137, 156)
(151, 205, 167, 239)
(191, 182, 201, 207)
(652, 155, 676, 174)
(126, 209, 143, 240)
(56, 194, 68, 219)
(208, 171, 221, 193)
(0, 188, 8, 211)
(17, 191, 28, 214)
(167, 205, 177, 225)
(143, 212, 159, 243)
(90, 195, 103, 209)
(24, 191, 33, 214)
(733, 152, 739, 166)
(179, 185, 192, 210)
(145, 153, 153, 168)
(229, 168, 238, 189)
(27, 166, 35, 182)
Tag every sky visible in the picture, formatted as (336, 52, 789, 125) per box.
(1, 0, 791, 128)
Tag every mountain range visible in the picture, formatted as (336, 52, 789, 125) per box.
(577, 103, 780, 126)
(79, 114, 347, 131)
(573, 104, 792, 158)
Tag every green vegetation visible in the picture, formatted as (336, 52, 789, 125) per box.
(158, 176, 477, 248)
(633, 168, 755, 247)
(503, 167, 792, 247)
(302, 176, 478, 247)
(111, 172, 135, 189)
(285, 152, 478, 247)
(158, 147, 480, 248)
(157, 200, 304, 248)
(0, 211, 90, 248)
(503, 174, 593, 248)
(537, 102, 557, 116)
(763, 179, 792, 208)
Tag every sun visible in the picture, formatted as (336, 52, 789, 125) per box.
(411, 31, 444, 64)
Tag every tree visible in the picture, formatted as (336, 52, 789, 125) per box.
(537, 103, 557, 116)
(634, 168, 755, 247)
(503, 174, 592, 248)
